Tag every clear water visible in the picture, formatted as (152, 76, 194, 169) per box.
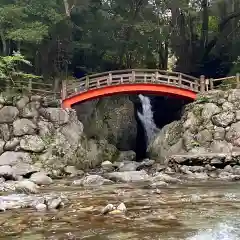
(0, 180, 240, 239)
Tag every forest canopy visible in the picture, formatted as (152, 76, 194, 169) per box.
(0, 0, 239, 88)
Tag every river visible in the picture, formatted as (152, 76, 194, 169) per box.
(0, 180, 240, 239)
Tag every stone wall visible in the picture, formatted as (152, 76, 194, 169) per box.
(148, 89, 240, 163)
(0, 94, 118, 178)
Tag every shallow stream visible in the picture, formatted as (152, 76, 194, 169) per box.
(1, 180, 240, 240)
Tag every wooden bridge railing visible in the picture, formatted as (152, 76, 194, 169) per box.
(1, 70, 239, 101)
(61, 69, 201, 100)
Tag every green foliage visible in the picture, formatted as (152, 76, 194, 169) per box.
(229, 57, 240, 76)
(0, 0, 239, 85)
(0, 51, 40, 83)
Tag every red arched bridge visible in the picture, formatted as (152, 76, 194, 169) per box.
(61, 69, 239, 108)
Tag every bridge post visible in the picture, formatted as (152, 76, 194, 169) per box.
(200, 75, 205, 92)
(132, 71, 135, 82)
(209, 78, 214, 90)
(236, 73, 240, 88)
(179, 73, 182, 86)
(85, 76, 89, 89)
(108, 72, 112, 85)
(28, 79, 32, 93)
(61, 79, 67, 100)
(154, 71, 158, 83)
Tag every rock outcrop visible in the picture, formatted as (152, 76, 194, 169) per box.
(73, 95, 137, 151)
(0, 94, 118, 178)
(148, 89, 240, 164)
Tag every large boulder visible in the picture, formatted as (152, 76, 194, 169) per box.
(105, 170, 150, 183)
(0, 106, 19, 123)
(39, 108, 69, 125)
(13, 119, 37, 136)
(20, 135, 45, 153)
(0, 151, 32, 166)
(74, 95, 137, 151)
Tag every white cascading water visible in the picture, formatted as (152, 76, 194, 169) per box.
(137, 94, 157, 145)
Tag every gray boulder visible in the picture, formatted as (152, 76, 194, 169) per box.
(72, 175, 113, 186)
(0, 124, 10, 141)
(39, 108, 69, 125)
(20, 135, 45, 152)
(0, 165, 14, 179)
(0, 106, 19, 123)
(0, 151, 32, 166)
(212, 112, 235, 127)
(4, 138, 20, 151)
(30, 172, 53, 185)
(105, 170, 150, 183)
(15, 180, 39, 194)
(13, 119, 36, 136)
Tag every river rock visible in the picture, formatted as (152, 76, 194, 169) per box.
(210, 140, 232, 153)
(118, 161, 139, 172)
(117, 150, 136, 162)
(201, 103, 221, 120)
(186, 172, 209, 180)
(105, 170, 150, 183)
(151, 173, 180, 183)
(0, 140, 4, 155)
(20, 135, 45, 152)
(72, 175, 113, 186)
(0, 165, 14, 180)
(16, 96, 29, 109)
(150, 181, 168, 188)
(15, 180, 39, 194)
(226, 122, 240, 146)
(212, 112, 235, 127)
(45, 196, 62, 209)
(30, 172, 53, 185)
(101, 161, 114, 171)
(213, 127, 225, 140)
(64, 165, 84, 177)
(39, 108, 69, 125)
(21, 102, 40, 118)
(0, 151, 32, 166)
(218, 171, 240, 181)
(13, 119, 37, 136)
(116, 202, 127, 213)
(0, 124, 10, 141)
(12, 163, 40, 177)
(38, 120, 54, 137)
(4, 138, 20, 151)
(0, 106, 19, 123)
(101, 204, 115, 215)
(35, 203, 47, 211)
(183, 112, 200, 132)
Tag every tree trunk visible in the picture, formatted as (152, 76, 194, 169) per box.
(200, 0, 209, 49)
(0, 29, 7, 56)
(63, 0, 70, 17)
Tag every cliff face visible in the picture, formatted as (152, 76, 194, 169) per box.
(73, 95, 137, 151)
(0, 94, 118, 178)
(149, 89, 240, 163)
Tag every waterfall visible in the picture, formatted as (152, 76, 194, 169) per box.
(137, 94, 157, 145)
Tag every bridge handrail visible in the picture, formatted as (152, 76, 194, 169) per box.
(63, 69, 201, 99)
(77, 69, 199, 82)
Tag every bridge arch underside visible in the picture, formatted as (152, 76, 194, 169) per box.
(62, 83, 197, 108)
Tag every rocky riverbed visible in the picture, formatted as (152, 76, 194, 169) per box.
(0, 177, 240, 239)
(1, 157, 240, 239)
